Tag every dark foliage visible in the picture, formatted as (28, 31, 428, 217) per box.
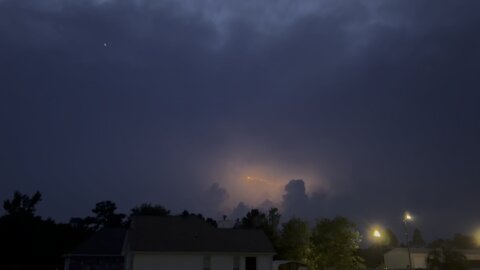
(427, 244, 468, 270)
(240, 208, 281, 257)
(0, 191, 91, 270)
(178, 210, 218, 227)
(308, 217, 365, 270)
(429, 233, 476, 250)
(130, 203, 170, 217)
(410, 228, 426, 248)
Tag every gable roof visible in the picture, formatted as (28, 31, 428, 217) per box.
(128, 216, 275, 254)
(69, 228, 127, 256)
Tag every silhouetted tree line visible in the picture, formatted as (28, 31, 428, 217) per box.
(0, 191, 229, 270)
(237, 208, 365, 270)
(0, 191, 477, 270)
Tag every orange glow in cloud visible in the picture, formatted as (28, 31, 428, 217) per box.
(245, 176, 272, 184)
(214, 163, 327, 209)
(203, 143, 332, 211)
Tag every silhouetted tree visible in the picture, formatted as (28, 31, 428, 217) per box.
(69, 216, 97, 232)
(3, 190, 42, 216)
(205, 217, 218, 227)
(178, 210, 217, 227)
(410, 228, 426, 247)
(267, 208, 281, 229)
(429, 234, 476, 250)
(265, 208, 281, 255)
(181, 209, 190, 217)
(278, 218, 310, 261)
(241, 208, 267, 229)
(130, 203, 170, 217)
(429, 238, 449, 248)
(240, 208, 281, 254)
(0, 191, 90, 270)
(452, 233, 476, 249)
(91, 201, 125, 230)
(427, 244, 467, 270)
(308, 217, 365, 270)
(385, 228, 399, 247)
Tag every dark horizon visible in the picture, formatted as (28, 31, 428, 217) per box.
(1, 0, 480, 243)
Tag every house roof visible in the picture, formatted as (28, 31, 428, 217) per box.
(128, 216, 275, 254)
(69, 228, 127, 256)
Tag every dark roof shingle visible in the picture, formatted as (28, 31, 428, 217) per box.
(70, 228, 127, 255)
(129, 216, 275, 254)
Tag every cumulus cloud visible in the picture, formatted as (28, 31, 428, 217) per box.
(230, 202, 250, 220)
(201, 183, 229, 216)
(223, 179, 326, 222)
(282, 179, 310, 217)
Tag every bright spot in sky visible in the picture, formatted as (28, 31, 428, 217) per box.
(245, 176, 269, 183)
(103, 43, 107, 47)
(404, 212, 413, 221)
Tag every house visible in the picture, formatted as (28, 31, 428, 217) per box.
(384, 248, 429, 269)
(64, 228, 127, 270)
(66, 216, 275, 270)
(384, 247, 480, 269)
(126, 216, 275, 270)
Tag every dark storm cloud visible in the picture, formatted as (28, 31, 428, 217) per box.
(230, 202, 250, 220)
(1, 0, 480, 238)
(282, 180, 310, 218)
(199, 183, 229, 217)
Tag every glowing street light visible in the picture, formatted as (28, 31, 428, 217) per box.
(373, 229, 382, 238)
(404, 212, 413, 222)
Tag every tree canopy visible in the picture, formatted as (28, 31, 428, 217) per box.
(0, 191, 91, 270)
(427, 244, 468, 270)
(3, 190, 42, 216)
(410, 228, 426, 247)
(308, 217, 365, 270)
(278, 218, 310, 262)
(130, 203, 170, 217)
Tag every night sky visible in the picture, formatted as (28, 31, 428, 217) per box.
(1, 0, 480, 241)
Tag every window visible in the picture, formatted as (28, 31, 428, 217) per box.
(233, 256, 240, 270)
(245, 257, 256, 270)
(203, 256, 211, 270)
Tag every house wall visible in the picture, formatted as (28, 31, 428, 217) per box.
(384, 249, 427, 269)
(133, 254, 201, 270)
(66, 256, 124, 270)
(132, 253, 273, 270)
(384, 249, 411, 269)
(412, 253, 427, 269)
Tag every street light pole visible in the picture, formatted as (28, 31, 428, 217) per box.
(403, 212, 413, 269)
(373, 229, 385, 269)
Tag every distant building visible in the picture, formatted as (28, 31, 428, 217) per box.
(384, 248, 429, 269)
(65, 216, 275, 270)
(384, 247, 480, 269)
